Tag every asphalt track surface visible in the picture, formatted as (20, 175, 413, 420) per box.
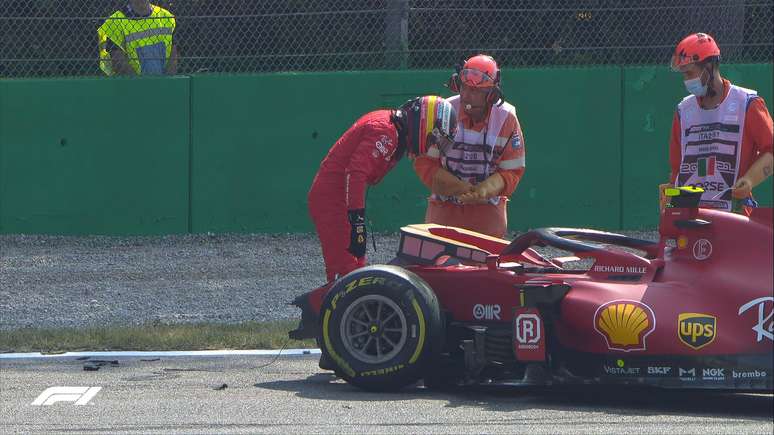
(1, 354, 772, 434)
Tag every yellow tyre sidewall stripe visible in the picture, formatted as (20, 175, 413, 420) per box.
(322, 308, 356, 378)
(408, 297, 426, 364)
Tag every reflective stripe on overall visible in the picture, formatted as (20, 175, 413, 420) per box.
(98, 5, 176, 75)
(433, 96, 518, 205)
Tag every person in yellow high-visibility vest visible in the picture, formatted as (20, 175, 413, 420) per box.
(98, 0, 178, 75)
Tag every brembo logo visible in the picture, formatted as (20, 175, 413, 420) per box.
(473, 304, 501, 320)
(31, 387, 101, 406)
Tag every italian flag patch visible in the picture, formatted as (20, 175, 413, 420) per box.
(697, 156, 715, 177)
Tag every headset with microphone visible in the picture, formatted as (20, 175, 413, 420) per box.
(445, 58, 504, 107)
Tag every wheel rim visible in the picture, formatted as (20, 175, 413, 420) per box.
(340, 294, 408, 364)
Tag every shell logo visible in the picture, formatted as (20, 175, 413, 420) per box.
(594, 300, 656, 351)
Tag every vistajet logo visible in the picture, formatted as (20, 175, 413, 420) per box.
(31, 387, 101, 406)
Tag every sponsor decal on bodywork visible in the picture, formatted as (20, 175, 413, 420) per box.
(678, 313, 716, 350)
(592, 265, 647, 274)
(647, 366, 672, 376)
(512, 308, 545, 361)
(473, 304, 501, 320)
(738, 297, 774, 343)
(702, 368, 725, 381)
(692, 239, 713, 260)
(732, 370, 767, 379)
(679, 367, 697, 381)
(594, 300, 656, 352)
(602, 359, 640, 376)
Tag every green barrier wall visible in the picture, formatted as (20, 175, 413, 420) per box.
(0, 77, 190, 235)
(622, 63, 773, 228)
(0, 65, 770, 235)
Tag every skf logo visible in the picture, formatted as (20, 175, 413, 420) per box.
(473, 304, 501, 320)
(678, 313, 716, 350)
(31, 387, 101, 406)
(648, 366, 671, 375)
(594, 300, 656, 352)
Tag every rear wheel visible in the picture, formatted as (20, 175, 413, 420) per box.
(319, 265, 443, 391)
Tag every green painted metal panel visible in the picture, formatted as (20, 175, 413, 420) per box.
(0, 77, 190, 235)
(622, 63, 773, 229)
(500, 66, 622, 231)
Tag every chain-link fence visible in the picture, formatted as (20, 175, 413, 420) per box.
(1, 0, 771, 77)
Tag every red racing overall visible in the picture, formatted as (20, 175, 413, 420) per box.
(308, 110, 400, 282)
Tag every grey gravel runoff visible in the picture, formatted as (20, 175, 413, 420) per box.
(0, 229, 658, 331)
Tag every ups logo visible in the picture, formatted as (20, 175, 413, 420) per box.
(678, 313, 717, 350)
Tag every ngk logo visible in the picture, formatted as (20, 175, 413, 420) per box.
(473, 304, 501, 320)
(515, 314, 541, 345)
(702, 368, 725, 380)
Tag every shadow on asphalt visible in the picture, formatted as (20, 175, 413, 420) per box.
(256, 374, 773, 421)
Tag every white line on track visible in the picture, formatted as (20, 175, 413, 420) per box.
(0, 348, 321, 360)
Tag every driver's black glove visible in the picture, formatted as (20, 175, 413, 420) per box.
(347, 208, 367, 258)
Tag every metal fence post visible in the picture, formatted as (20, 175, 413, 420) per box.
(721, 0, 746, 62)
(385, 0, 409, 70)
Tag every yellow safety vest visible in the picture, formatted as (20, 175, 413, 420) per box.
(98, 5, 176, 76)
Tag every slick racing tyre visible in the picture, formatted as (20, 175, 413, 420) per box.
(319, 265, 443, 391)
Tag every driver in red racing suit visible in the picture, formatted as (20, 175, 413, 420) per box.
(308, 96, 458, 282)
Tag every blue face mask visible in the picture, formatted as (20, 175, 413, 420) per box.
(684, 70, 708, 97)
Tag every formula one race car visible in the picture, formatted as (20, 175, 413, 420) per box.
(289, 187, 773, 392)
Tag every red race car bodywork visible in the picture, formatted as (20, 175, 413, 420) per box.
(291, 193, 773, 392)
